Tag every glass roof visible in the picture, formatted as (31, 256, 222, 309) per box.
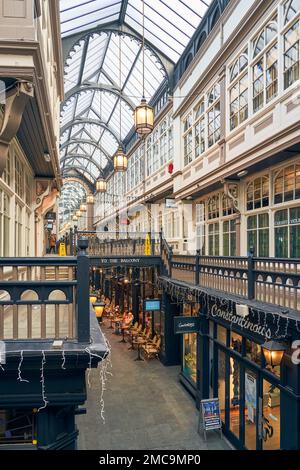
(59, 1, 213, 196)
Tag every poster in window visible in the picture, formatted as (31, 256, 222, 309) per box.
(245, 372, 257, 424)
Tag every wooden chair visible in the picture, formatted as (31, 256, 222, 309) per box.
(143, 337, 161, 359)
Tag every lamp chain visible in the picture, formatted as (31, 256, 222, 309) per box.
(142, 0, 145, 99)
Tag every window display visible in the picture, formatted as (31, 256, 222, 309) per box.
(182, 303, 198, 385)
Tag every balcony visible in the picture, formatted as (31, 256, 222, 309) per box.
(0, 239, 107, 450)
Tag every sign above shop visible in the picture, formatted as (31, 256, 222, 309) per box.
(144, 299, 161, 312)
(174, 316, 200, 334)
(90, 257, 161, 267)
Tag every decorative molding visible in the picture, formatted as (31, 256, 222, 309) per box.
(254, 115, 273, 134)
(229, 134, 245, 150)
(0, 81, 34, 176)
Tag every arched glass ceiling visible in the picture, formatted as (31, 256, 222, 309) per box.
(59, 0, 214, 203)
(59, 181, 87, 223)
(60, 0, 213, 62)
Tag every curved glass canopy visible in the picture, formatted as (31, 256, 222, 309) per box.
(59, 0, 213, 215)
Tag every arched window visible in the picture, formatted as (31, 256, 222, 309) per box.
(196, 32, 207, 52)
(229, 49, 248, 83)
(274, 164, 300, 204)
(211, 8, 221, 30)
(184, 52, 193, 71)
(222, 190, 238, 216)
(284, 0, 300, 24)
(246, 176, 269, 210)
(252, 18, 278, 58)
(208, 195, 220, 220)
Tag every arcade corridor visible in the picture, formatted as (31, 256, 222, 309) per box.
(77, 326, 229, 451)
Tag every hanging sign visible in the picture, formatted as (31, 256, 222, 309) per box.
(198, 398, 222, 441)
(174, 316, 200, 334)
(144, 233, 151, 256)
(144, 299, 161, 312)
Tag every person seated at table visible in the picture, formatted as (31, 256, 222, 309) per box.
(122, 310, 133, 327)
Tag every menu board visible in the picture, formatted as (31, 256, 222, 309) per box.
(199, 398, 222, 440)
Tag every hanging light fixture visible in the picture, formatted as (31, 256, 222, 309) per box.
(76, 210, 81, 217)
(114, 145, 128, 172)
(87, 194, 95, 204)
(96, 177, 107, 193)
(261, 340, 287, 368)
(134, 0, 154, 135)
(80, 203, 87, 212)
(114, 31, 127, 172)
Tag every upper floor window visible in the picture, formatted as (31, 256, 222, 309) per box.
(275, 206, 300, 258)
(207, 83, 220, 147)
(246, 176, 269, 210)
(252, 17, 278, 58)
(230, 49, 248, 82)
(183, 113, 193, 166)
(3, 148, 11, 186)
(283, 19, 300, 89)
(194, 100, 205, 158)
(274, 164, 300, 204)
(284, 0, 300, 24)
(230, 73, 248, 130)
(252, 43, 278, 113)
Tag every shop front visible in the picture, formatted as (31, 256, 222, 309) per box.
(197, 296, 300, 450)
(179, 302, 199, 398)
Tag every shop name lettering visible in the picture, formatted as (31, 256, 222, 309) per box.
(100, 258, 140, 264)
(211, 304, 272, 339)
(178, 322, 196, 329)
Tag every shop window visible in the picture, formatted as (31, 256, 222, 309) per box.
(229, 73, 248, 130)
(223, 219, 236, 256)
(262, 380, 280, 450)
(208, 195, 220, 220)
(217, 325, 227, 344)
(229, 357, 240, 439)
(275, 206, 300, 258)
(196, 202, 205, 255)
(15, 155, 24, 198)
(244, 370, 258, 450)
(218, 350, 226, 423)
(247, 213, 269, 256)
(209, 320, 215, 338)
(245, 339, 262, 366)
(274, 164, 300, 204)
(3, 148, 11, 185)
(182, 304, 197, 384)
(230, 331, 242, 353)
(208, 222, 220, 256)
(247, 176, 269, 210)
(0, 409, 36, 445)
(222, 190, 238, 216)
(284, 19, 300, 89)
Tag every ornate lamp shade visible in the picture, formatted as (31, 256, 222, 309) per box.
(80, 203, 87, 212)
(96, 178, 107, 193)
(76, 210, 81, 217)
(134, 98, 154, 135)
(93, 301, 105, 319)
(89, 294, 97, 305)
(261, 340, 287, 368)
(87, 195, 95, 204)
(113, 146, 128, 172)
(72, 215, 78, 222)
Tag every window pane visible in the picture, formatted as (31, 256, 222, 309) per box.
(275, 226, 288, 258)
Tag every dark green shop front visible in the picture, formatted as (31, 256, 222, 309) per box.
(196, 296, 300, 450)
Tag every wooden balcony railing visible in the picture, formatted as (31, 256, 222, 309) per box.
(73, 230, 161, 257)
(0, 239, 90, 342)
(66, 230, 300, 311)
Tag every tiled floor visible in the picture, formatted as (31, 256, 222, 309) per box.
(77, 323, 230, 450)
